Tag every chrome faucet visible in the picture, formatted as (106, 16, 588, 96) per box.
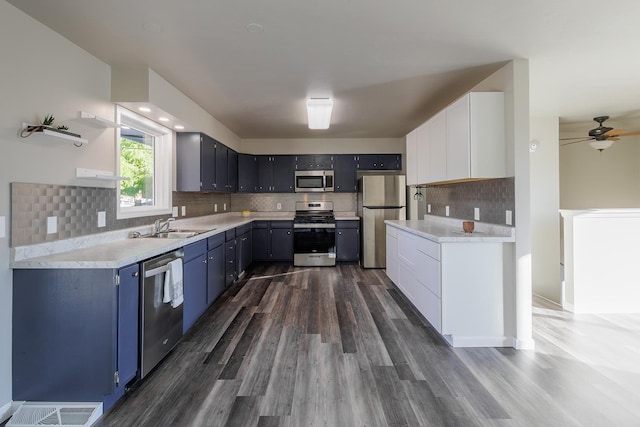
(153, 217, 175, 235)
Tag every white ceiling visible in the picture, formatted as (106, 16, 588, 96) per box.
(8, 0, 640, 139)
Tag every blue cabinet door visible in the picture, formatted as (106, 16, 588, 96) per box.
(270, 226, 293, 261)
(207, 243, 225, 305)
(336, 227, 360, 262)
(183, 252, 207, 333)
(252, 221, 269, 261)
(273, 155, 295, 192)
(215, 142, 228, 191)
(237, 231, 252, 274)
(104, 263, 140, 411)
(257, 156, 273, 192)
(334, 155, 358, 192)
(228, 149, 238, 192)
(238, 154, 258, 192)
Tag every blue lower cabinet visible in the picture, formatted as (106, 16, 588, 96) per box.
(207, 241, 225, 304)
(104, 263, 140, 411)
(183, 241, 208, 333)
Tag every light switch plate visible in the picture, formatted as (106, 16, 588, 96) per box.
(506, 210, 513, 225)
(172, 206, 178, 217)
(474, 207, 480, 221)
(214, 204, 218, 212)
(445, 206, 450, 217)
(181, 206, 186, 216)
(427, 204, 431, 213)
(223, 203, 227, 211)
(97, 211, 106, 228)
(0, 216, 5, 238)
(276, 202, 282, 210)
(47, 216, 57, 234)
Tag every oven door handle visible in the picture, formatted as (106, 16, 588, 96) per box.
(293, 223, 336, 229)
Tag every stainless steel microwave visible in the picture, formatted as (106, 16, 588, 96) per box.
(294, 170, 334, 192)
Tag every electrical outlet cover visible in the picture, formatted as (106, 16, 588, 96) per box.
(0, 216, 5, 238)
(98, 211, 106, 228)
(474, 207, 480, 221)
(181, 206, 186, 216)
(445, 206, 450, 216)
(47, 216, 57, 234)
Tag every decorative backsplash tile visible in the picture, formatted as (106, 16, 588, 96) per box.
(10, 182, 231, 247)
(417, 177, 515, 225)
(230, 192, 356, 213)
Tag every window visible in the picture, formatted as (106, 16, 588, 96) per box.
(116, 106, 172, 219)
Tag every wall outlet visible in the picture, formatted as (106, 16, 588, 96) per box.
(214, 204, 218, 212)
(223, 203, 227, 211)
(474, 207, 480, 221)
(506, 210, 513, 225)
(47, 216, 57, 234)
(97, 211, 106, 228)
(445, 206, 450, 217)
(0, 216, 5, 238)
(181, 206, 186, 216)
(427, 204, 431, 213)
(172, 206, 178, 217)
(276, 202, 282, 210)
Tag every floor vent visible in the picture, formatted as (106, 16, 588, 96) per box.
(7, 402, 102, 427)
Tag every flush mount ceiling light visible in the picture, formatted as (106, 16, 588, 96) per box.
(306, 98, 333, 130)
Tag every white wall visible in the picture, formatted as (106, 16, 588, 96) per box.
(530, 116, 561, 303)
(471, 60, 533, 348)
(0, 1, 117, 411)
(560, 136, 640, 209)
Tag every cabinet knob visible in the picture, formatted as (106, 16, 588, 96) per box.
(132, 271, 139, 277)
(287, 231, 291, 235)
(209, 256, 213, 260)
(338, 231, 342, 235)
(203, 259, 207, 264)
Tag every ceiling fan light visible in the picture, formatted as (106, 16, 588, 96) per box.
(306, 98, 333, 129)
(588, 140, 614, 151)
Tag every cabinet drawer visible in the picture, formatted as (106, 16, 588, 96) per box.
(416, 237, 440, 261)
(415, 254, 441, 298)
(253, 221, 268, 229)
(236, 223, 251, 235)
(397, 231, 417, 266)
(270, 220, 293, 229)
(418, 287, 442, 333)
(207, 233, 224, 249)
(386, 225, 398, 238)
(336, 220, 359, 229)
(225, 229, 236, 242)
(183, 240, 207, 263)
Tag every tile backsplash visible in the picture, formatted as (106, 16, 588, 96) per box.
(10, 182, 356, 247)
(417, 177, 515, 225)
(10, 182, 231, 247)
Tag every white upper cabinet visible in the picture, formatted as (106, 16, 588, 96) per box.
(405, 91, 505, 185)
(429, 110, 447, 182)
(416, 121, 430, 184)
(446, 92, 505, 181)
(405, 129, 418, 186)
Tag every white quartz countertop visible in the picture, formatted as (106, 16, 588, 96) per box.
(385, 215, 515, 243)
(11, 213, 295, 269)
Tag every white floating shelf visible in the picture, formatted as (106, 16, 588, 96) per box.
(21, 122, 88, 146)
(76, 168, 130, 181)
(78, 111, 121, 128)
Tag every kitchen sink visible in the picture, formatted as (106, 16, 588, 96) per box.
(130, 228, 216, 239)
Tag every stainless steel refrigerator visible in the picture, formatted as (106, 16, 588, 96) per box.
(358, 175, 406, 268)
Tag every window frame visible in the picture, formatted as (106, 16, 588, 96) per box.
(116, 106, 173, 220)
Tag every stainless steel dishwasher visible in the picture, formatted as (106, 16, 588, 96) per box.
(140, 248, 184, 378)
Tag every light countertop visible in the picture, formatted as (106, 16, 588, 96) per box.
(11, 212, 361, 269)
(385, 215, 515, 243)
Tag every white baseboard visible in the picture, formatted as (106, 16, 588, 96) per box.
(444, 335, 516, 348)
(0, 401, 26, 424)
(514, 337, 536, 350)
(533, 292, 563, 308)
(563, 301, 575, 313)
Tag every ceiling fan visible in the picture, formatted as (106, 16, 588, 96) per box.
(560, 116, 640, 151)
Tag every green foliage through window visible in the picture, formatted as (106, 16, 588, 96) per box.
(120, 134, 154, 207)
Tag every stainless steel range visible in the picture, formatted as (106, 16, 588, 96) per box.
(293, 201, 336, 266)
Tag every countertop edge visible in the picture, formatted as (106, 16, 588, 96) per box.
(385, 220, 516, 243)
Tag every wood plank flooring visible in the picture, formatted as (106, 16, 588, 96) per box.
(95, 265, 640, 427)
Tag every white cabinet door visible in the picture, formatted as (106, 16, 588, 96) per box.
(446, 92, 505, 181)
(416, 121, 430, 184)
(446, 95, 471, 181)
(429, 110, 447, 182)
(405, 129, 418, 186)
(385, 226, 398, 284)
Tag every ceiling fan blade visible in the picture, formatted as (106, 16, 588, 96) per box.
(603, 128, 626, 136)
(560, 138, 593, 146)
(560, 136, 592, 141)
(614, 130, 640, 137)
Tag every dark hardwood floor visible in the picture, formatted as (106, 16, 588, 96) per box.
(95, 265, 640, 426)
